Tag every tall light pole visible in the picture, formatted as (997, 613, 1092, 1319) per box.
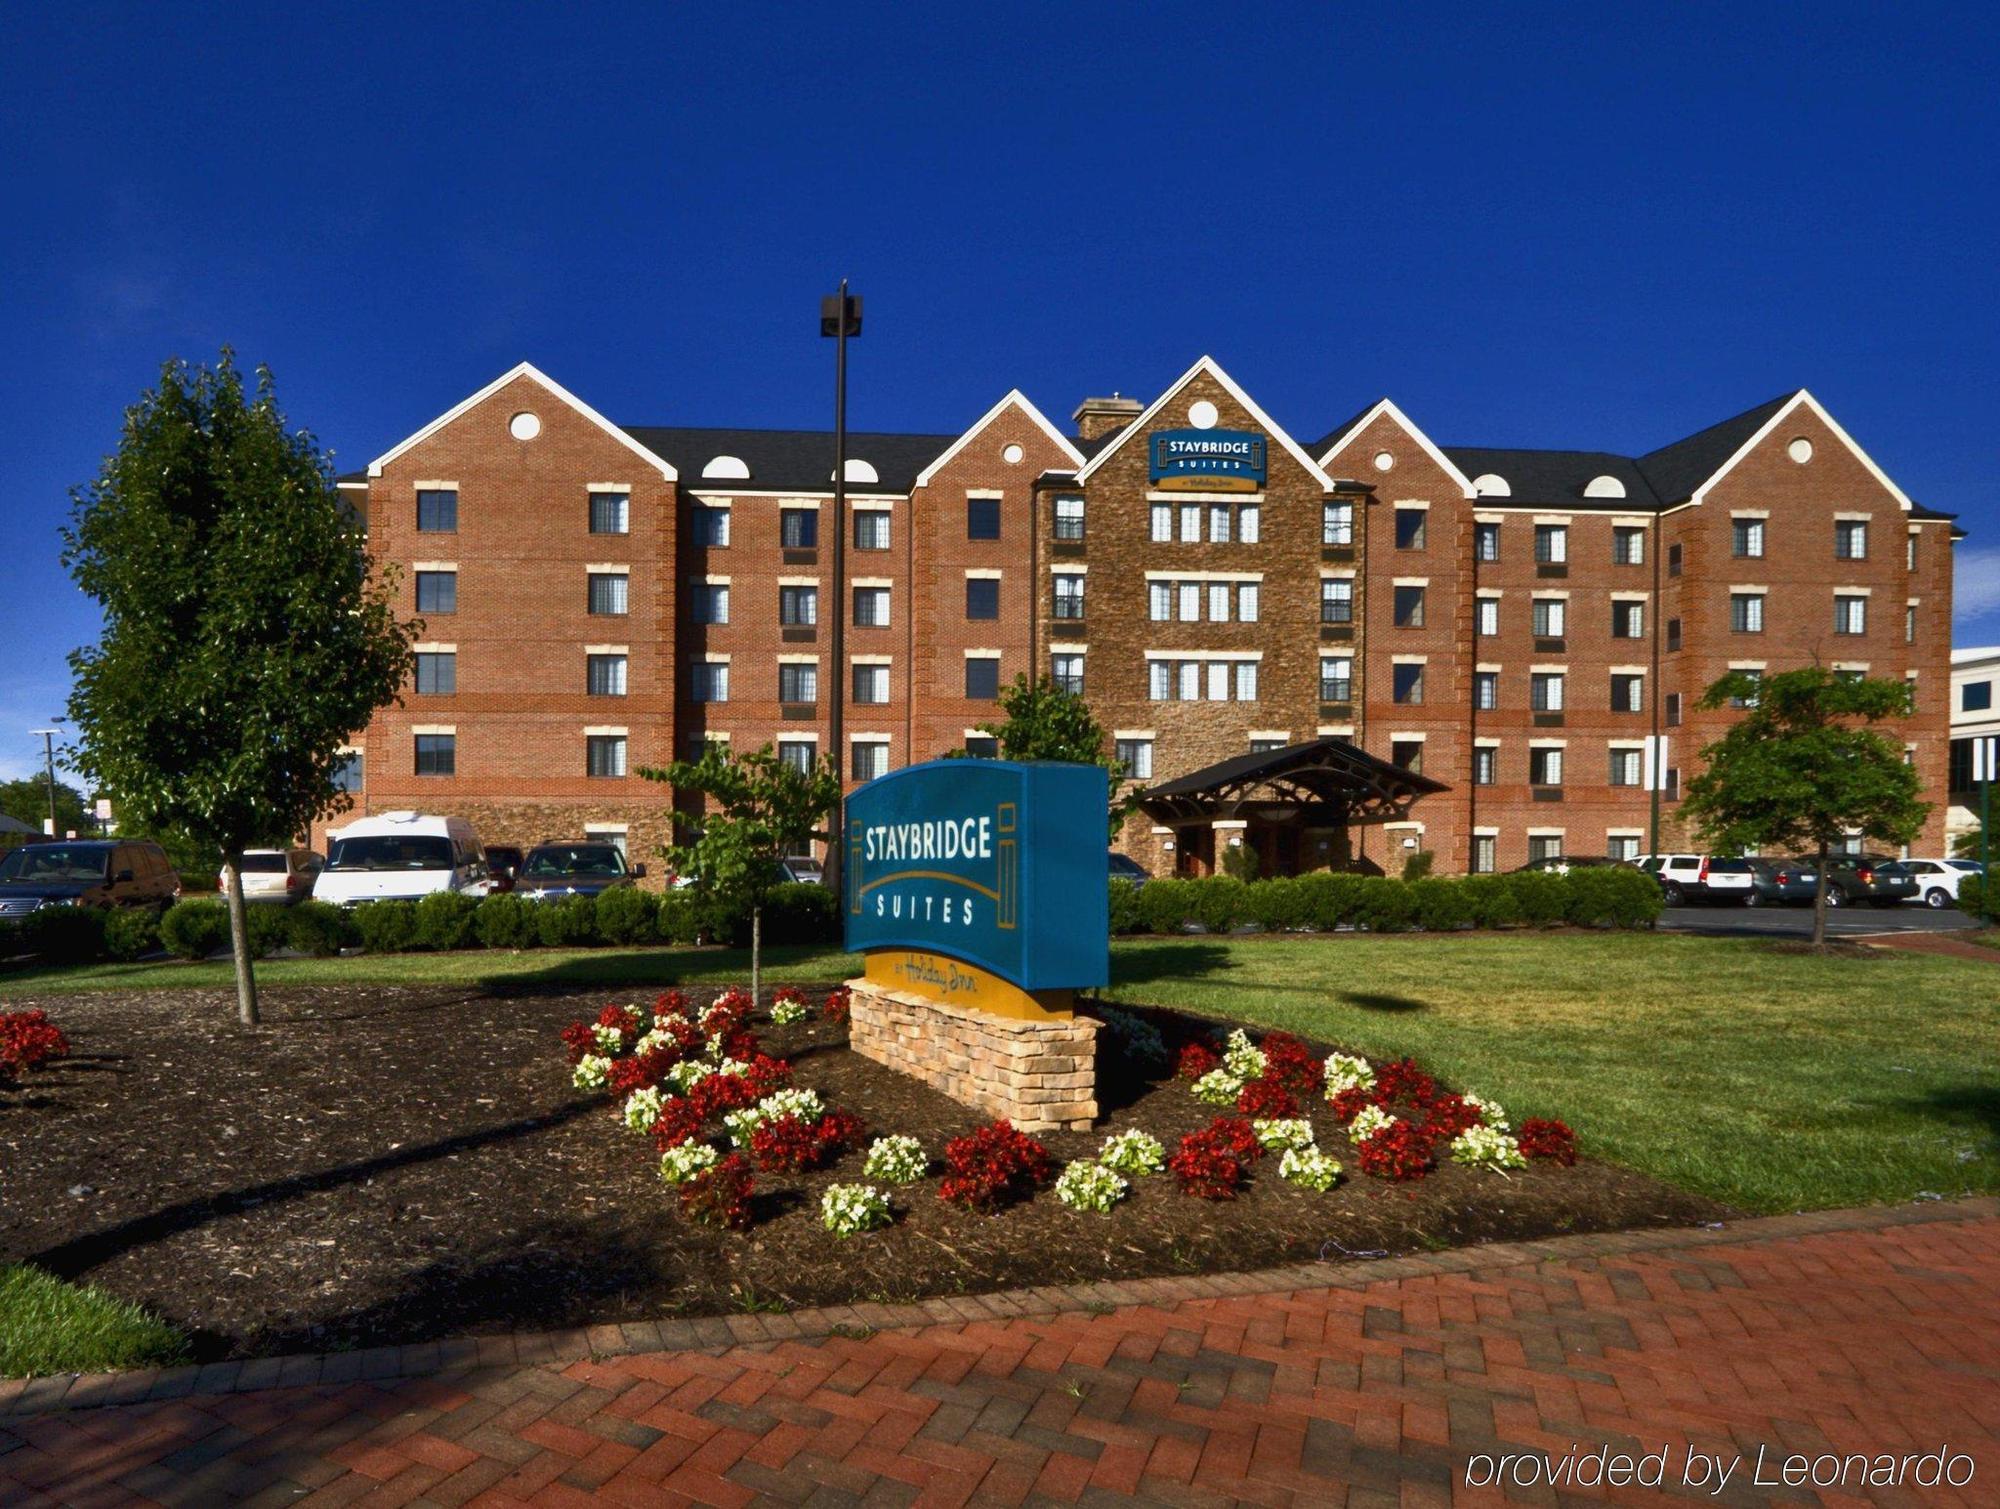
(820, 282, 862, 907)
(30, 725, 61, 836)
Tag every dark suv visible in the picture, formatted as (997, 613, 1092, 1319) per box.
(1813, 854, 1920, 908)
(513, 841, 644, 900)
(0, 840, 181, 920)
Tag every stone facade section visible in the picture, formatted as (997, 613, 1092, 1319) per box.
(847, 979, 1099, 1132)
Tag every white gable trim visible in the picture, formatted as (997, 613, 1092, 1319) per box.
(1074, 356, 1334, 490)
(912, 390, 1084, 489)
(367, 362, 677, 481)
(1690, 390, 1911, 512)
(1314, 398, 1476, 498)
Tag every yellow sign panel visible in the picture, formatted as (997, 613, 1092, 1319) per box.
(863, 950, 1074, 1022)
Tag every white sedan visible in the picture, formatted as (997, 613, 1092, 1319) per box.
(1897, 858, 1983, 908)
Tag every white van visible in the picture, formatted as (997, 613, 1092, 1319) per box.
(313, 812, 491, 907)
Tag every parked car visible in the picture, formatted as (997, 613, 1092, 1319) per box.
(1897, 858, 1977, 908)
(1809, 854, 1920, 908)
(513, 841, 644, 900)
(312, 812, 490, 907)
(0, 839, 181, 919)
(1109, 852, 1153, 885)
(222, 847, 324, 905)
(1635, 854, 1756, 906)
(1744, 857, 1818, 907)
(484, 845, 525, 892)
(780, 856, 824, 885)
(1509, 855, 1628, 874)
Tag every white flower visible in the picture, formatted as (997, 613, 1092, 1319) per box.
(1464, 1093, 1508, 1130)
(1322, 1053, 1375, 1095)
(770, 998, 810, 1026)
(821, 1183, 892, 1236)
(722, 1108, 762, 1148)
(1279, 1146, 1343, 1191)
(1348, 1105, 1395, 1141)
(1222, 1029, 1268, 1082)
(1098, 1129, 1165, 1176)
(757, 1088, 823, 1123)
(1450, 1126, 1526, 1170)
(1253, 1118, 1315, 1152)
(634, 1027, 677, 1057)
(1053, 1160, 1128, 1213)
(664, 1058, 713, 1093)
(571, 1054, 612, 1091)
(623, 1087, 664, 1132)
(863, 1135, 928, 1184)
(591, 1023, 626, 1053)
(658, 1143, 720, 1184)
(1190, 1068, 1246, 1106)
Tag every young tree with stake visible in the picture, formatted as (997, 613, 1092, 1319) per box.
(1680, 667, 1929, 949)
(62, 354, 419, 1024)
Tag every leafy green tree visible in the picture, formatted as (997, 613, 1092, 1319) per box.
(1681, 668, 1929, 948)
(0, 777, 91, 837)
(61, 353, 419, 1024)
(949, 673, 1131, 839)
(640, 743, 841, 1007)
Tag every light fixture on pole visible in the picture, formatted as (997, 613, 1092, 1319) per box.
(819, 282, 862, 907)
(30, 724, 61, 836)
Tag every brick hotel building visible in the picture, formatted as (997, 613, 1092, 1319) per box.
(327, 357, 1959, 878)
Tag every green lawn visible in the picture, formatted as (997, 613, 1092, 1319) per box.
(0, 1265, 190, 1379)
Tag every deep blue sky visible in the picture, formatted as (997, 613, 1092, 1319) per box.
(4, 3, 1996, 781)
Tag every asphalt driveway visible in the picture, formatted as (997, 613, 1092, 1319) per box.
(1657, 899, 1983, 939)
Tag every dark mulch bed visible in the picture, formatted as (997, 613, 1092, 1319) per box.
(0, 984, 1733, 1361)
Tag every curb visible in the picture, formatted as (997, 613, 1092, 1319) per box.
(4, 1193, 1994, 1418)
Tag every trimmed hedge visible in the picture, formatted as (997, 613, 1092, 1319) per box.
(160, 899, 231, 960)
(1960, 874, 1995, 922)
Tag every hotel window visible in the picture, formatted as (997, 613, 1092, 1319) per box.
(1534, 524, 1567, 564)
(1609, 748, 1642, 787)
(964, 657, 1000, 699)
(1607, 834, 1641, 862)
(1208, 504, 1232, 543)
(1476, 598, 1499, 637)
(587, 572, 628, 616)
(781, 508, 818, 549)
(779, 585, 818, 626)
(1178, 662, 1200, 700)
(1206, 662, 1230, 700)
(854, 511, 890, 550)
(1395, 508, 1427, 550)
(1834, 595, 1867, 635)
(1149, 662, 1172, 701)
(1238, 505, 1260, 543)
(1529, 748, 1563, 787)
(1472, 834, 1497, 873)
(1390, 739, 1424, 773)
(414, 651, 456, 695)
(1149, 582, 1173, 621)
(1532, 599, 1565, 638)
(1179, 504, 1201, 543)
(1905, 604, 1917, 643)
(1664, 767, 1681, 798)
(1613, 526, 1644, 565)
(690, 662, 729, 703)
(689, 583, 728, 624)
(1732, 519, 1764, 558)
(1320, 579, 1353, 624)
(1178, 582, 1201, 622)
(1907, 533, 1918, 570)
(1053, 574, 1085, 620)
(1474, 521, 1500, 561)
(778, 663, 818, 705)
(586, 735, 627, 778)
(1834, 668, 1865, 684)
(691, 505, 730, 547)
(777, 740, 815, 774)
(1611, 674, 1644, 713)
(1666, 617, 1682, 651)
(852, 586, 889, 626)
(589, 492, 629, 535)
(1150, 503, 1172, 542)
(1668, 542, 1683, 576)
(851, 663, 889, 704)
(1393, 585, 1425, 628)
(964, 736, 998, 758)
(1530, 672, 1565, 712)
(967, 498, 1000, 540)
(1050, 654, 1084, 695)
(587, 654, 627, 697)
(414, 733, 455, 777)
(1528, 834, 1563, 863)
(415, 570, 456, 614)
(1611, 601, 1644, 639)
(1053, 496, 1085, 541)
(333, 751, 363, 793)
(1249, 737, 1286, 753)
(965, 577, 1000, 620)
(1472, 747, 1496, 786)
(1730, 593, 1763, 633)
(1728, 670, 1763, 709)
(417, 488, 458, 533)
(852, 742, 889, 781)
(1665, 692, 1682, 726)
(1964, 681, 1993, 712)
(1322, 501, 1353, 546)
(1319, 657, 1351, 703)
(1237, 582, 1259, 621)
(1392, 663, 1424, 705)
(1474, 671, 1498, 710)
(1835, 520, 1868, 560)
(1115, 738, 1154, 780)
(1207, 582, 1232, 622)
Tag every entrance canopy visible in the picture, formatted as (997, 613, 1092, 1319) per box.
(1136, 737, 1447, 830)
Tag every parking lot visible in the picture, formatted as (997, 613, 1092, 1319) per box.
(1658, 900, 1984, 939)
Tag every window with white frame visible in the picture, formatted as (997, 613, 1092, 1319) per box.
(1054, 573, 1085, 620)
(1050, 653, 1084, 695)
(414, 651, 455, 695)
(1835, 595, 1867, 635)
(417, 488, 458, 533)
(1529, 748, 1563, 786)
(414, 733, 455, 776)
(1474, 670, 1498, 710)
(1392, 662, 1423, 704)
(1178, 582, 1200, 621)
(779, 584, 818, 625)
(415, 570, 457, 614)
(1239, 505, 1260, 542)
(1473, 834, 1497, 873)
(586, 735, 627, 778)
(1148, 581, 1172, 621)
(1528, 834, 1563, 863)
(1053, 496, 1085, 541)
(964, 656, 1000, 699)
(1474, 521, 1500, 561)
(1835, 520, 1868, 560)
(1208, 504, 1232, 543)
(1732, 518, 1764, 558)
(1905, 604, 1916, 643)
(1237, 582, 1259, 621)
(1532, 598, 1566, 638)
(1178, 505, 1200, 543)
(1321, 579, 1353, 624)
(781, 508, 818, 548)
(1319, 657, 1351, 702)
(1610, 674, 1643, 712)
(1531, 672, 1565, 712)
(1394, 507, 1427, 550)
(1611, 601, 1643, 638)
(1731, 593, 1764, 633)
(1534, 524, 1567, 563)
(1322, 501, 1353, 546)
(1150, 503, 1172, 542)
(851, 741, 889, 781)
(1607, 834, 1641, 861)
(589, 492, 629, 535)
(690, 662, 729, 703)
(692, 505, 730, 546)
(778, 663, 818, 704)
(587, 572, 628, 616)
(777, 740, 816, 774)
(1115, 738, 1153, 779)
(1609, 748, 1642, 786)
(1613, 526, 1644, 565)
(1150, 658, 1257, 701)
(689, 583, 728, 624)
(1393, 585, 1425, 628)
(854, 511, 890, 550)
(1477, 598, 1499, 636)
(851, 662, 889, 704)
(586, 654, 627, 697)
(1206, 582, 1231, 622)
(852, 586, 890, 626)
(1472, 747, 1496, 785)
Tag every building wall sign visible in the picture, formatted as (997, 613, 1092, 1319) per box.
(1149, 429, 1267, 492)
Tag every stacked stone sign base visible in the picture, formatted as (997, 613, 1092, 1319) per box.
(847, 978, 1099, 1132)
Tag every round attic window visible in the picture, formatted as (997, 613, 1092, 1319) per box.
(1373, 450, 1395, 472)
(508, 411, 541, 441)
(1188, 399, 1220, 430)
(1788, 437, 1814, 463)
(1002, 442, 1025, 465)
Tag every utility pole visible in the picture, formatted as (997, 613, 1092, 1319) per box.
(31, 726, 60, 836)
(820, 282, 862, 908)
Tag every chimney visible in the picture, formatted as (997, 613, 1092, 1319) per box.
(1072, 393, 1144, 443)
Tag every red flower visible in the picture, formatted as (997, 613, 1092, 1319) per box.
(1518, 1118, 1578, 1166)
(689, 1068, 762, 1120)
(701, 992, 752, 1043)
(1421, 1092, 1484, 1140)
(1257, 1032, 1321, 1095)
(1327, 1086, 1374, 1126)
(653, 989, 691, 1019)
(680, 1154, 754, 1230)
(0, 1010, 69, 1082)
(1169, 1117, 1262, 1200)
(1175, 1042, 1220, 1082)
(938, 1120, 1055, 1210)
(749, 1114, 822, 1172)
(1235, 1078, 1301, 1120)
(822, 987, 852, 1026)
(739, 1054, 794, 1100)
(650, 1099, 706, 1151)
(1355, 1120, 1436, 1182)
(558, 1020, 596, 1066)
(813, 1106, 866, 1160)
(1373, 1057, 1436, 1107)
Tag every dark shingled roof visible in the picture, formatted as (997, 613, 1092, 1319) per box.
(1632, 391, 1797, 505)
(1310, 401, 1391, 458)
(620, 426, 958, 494)
(1443, 447, 1660, 509)
(1140, 736, 1448, 802)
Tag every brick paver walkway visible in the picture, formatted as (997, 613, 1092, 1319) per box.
(3, 1201, 1996, 1506)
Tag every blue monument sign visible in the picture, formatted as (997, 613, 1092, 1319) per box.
(1148, 428, 1266, 492)
(844, 759, 1108, 1017)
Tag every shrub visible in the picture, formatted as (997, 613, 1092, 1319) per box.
(285, 900, 356, 957)
(1459, 875, 1522, 929)
(1505, 870, 1568, 927)
(1194, 877, 1252, 933)
(404, 890, 477, 951)
(1220, 843, 1259, 882)
(821, 1183, 892, 1237)
(1245, 876, 1309, 931)
(1401, 848, 1435, 882)
(679, 1154, 754, 1230)
(1960, 874, 1994, 921)
(238, 904, 290, 959)
(762, 883, 840, 945)
(473, 893, 540, 949)
(1053, 1160, 1127, 1213)
(19, 905, 108, 964)
(593, 885, 659, 945)
(1518, 1117, 1579, 1165)
(1107, 878, 1146, 934)
(159, 899, 230, 961)
(1138, 878, 1200, 934)
(655, 889, 703, 945)
(102, 906, 161, 962)
(351, 900, 419, 953)
(1563, 866, 1662, 929)
(534, 894, 599, 948)
(1408, 877, 1475, 931)
(1349, 876, 1416, 932)
(1355, 1120, 1436, 1182)
(938, 1120, 1055, 1210)
(1090, 1005, 1169, 1077)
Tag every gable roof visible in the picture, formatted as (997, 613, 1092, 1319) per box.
(368, 362, 678, 480)
(1313, 398, 1477, 497)
(911, 390, 1085, 489)
(1075, 356, 1334, 490)
(1633, 391, 1796, 506)
(1442, 447, 1661, 508)
(619, 426, 957, 495)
